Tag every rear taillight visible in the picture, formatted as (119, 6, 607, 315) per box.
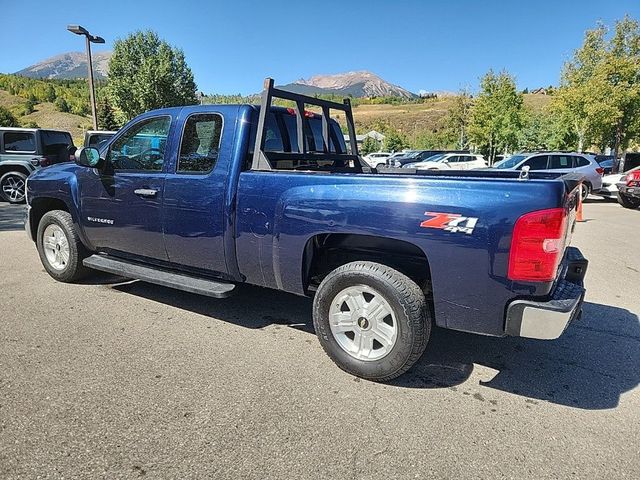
(595, 167, 604, 175)
(625, 171, 640, 187)
(508, 208, 568, 282)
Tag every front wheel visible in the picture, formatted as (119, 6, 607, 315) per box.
(313, 261, 430, 381)
(0, 171, 27, 204)
(617, 192, 640, 209)
(36, 210, 91, 282)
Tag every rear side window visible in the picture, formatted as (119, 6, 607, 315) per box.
(575, 156, 590, 167)
(178, 113, 223, 174)
(42, 131, 73, 148)
(3, 132, 36, 152)
(549, 155, 573, 169)
(521, 155, 548, 170)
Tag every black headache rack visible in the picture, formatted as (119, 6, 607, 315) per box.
(251, 78, 369, 172)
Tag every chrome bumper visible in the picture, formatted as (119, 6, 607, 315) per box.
(505, 247, 587, 340)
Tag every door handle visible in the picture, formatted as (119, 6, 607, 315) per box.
(134, 188, 158, 197)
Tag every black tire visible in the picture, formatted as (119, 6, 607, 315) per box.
(0, 171, 28, 204)
(313, 261, 431, 381)
(617, 192, 640, 209)
(581, 183, 591, 201)
(36, 210, 91, 282)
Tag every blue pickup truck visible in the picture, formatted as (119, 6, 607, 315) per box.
(24, 79, 588, 381)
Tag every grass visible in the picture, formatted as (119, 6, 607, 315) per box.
(22, 103, 92, 145)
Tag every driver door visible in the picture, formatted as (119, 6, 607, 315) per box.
(77, 115, 173, 261)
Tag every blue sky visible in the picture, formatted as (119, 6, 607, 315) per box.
(1, 0, 638, 95)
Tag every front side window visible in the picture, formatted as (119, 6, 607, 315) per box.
(4, 132, 36, 152)
(107, 116, 171, 171)
(521, 155, 548, 170)
(178, 113, 223, 174)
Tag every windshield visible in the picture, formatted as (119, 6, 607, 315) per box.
(494, 155, 526, 169)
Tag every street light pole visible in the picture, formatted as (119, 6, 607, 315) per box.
(85, 35, 98, 130)
(67, 25, 105, 131)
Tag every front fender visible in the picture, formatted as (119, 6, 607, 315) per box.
(26, 164, 91, 249)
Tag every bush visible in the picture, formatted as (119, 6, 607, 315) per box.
(0, 106, 19, 127)
(54, 97, 70, 113)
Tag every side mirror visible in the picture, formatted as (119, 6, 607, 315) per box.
(75, 147, 103, 168)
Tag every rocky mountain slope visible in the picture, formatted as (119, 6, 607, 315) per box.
(14, 51, 112, 80)
(280, 71, 417, 98)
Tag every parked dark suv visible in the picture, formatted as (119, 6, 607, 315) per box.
(0, 128, 74, 203)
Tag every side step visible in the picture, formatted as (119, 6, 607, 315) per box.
(83, 254, 235, 298)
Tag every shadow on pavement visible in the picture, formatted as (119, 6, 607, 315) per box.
(110, 279, 315, 334)
(393, 301, 640, 410)
(103, 277, 638, 410)
(0, 203, 25, 232)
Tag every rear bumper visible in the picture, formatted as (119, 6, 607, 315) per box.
(505, 247, 587, 340)
(596, 184, 618, 197)
(617, 184, 640, 199)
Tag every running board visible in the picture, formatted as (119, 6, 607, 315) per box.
(83, 254, 235, 298)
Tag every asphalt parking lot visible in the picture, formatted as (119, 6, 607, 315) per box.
(0, 199, 638, 479)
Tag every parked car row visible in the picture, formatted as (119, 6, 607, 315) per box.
(493, 152, 604, 200)
(0, 127, 116, 203)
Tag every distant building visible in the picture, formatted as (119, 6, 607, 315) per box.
(344, 130, 385, 147)
(531, 87, 548, 95)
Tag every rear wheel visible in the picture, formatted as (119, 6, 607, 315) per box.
(0, 171, 27, 204)
(36, 210, 91, 282)
(581, 183, 591, 201)
(617, 192, 640, 209)
(313, 261, 430, 381)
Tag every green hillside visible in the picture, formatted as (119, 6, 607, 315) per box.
(0, 74, 94, 145)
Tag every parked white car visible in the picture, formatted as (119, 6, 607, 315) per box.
(363, 152, 392, 168)
(403, 153, 487, 170)
(596, 165, 640, 199)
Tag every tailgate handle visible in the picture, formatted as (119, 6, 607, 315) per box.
(134, 188, 158, 197)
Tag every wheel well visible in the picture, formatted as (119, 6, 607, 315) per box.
(28, 198, 69, 241)
(0, 165, 31, 177)
(303, 233, 432, 294)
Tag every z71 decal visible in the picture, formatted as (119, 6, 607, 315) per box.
(420, 212, 478, 235)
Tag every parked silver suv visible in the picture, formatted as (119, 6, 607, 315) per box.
(0, 127, 74, 203)
(493, 152, 604, 199)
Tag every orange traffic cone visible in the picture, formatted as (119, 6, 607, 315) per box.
(576, 185, 584, 222)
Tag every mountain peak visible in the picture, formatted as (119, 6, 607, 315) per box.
(283, 71, 416, 99)
(15, 51, 112, 80)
